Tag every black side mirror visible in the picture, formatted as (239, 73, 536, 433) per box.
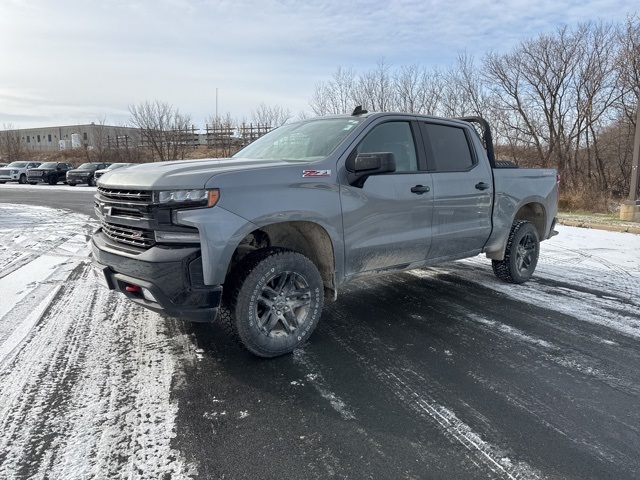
(346, 152, 396, 187)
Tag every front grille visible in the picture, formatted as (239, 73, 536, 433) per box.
(0, 169, 9, 176)
(29, 171, 43, 177)
(98, 187, 153, 203)
(101, 220, 155, 248)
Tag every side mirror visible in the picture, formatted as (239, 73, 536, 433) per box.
(346, 152, 396, 187)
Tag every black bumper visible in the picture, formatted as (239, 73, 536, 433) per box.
(91, 230, 222, 322)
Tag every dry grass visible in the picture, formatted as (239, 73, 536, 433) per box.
(558, 186, 621, 214)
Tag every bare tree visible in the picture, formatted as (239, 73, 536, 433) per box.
(206, 113, 237, 157)
(355, 58, 394, 112)
(309, 66, 358, 115)
(128, 100, 193, 162)
(0, 124, 29, 162)
(251, 103, 292, 127)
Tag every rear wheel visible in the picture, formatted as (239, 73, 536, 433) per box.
(492, 221, 540, 284)
(223, 247, 324, 358)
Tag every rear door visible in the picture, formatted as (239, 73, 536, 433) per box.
(341, 118, 434, 277)
(419, 120, 493, 260)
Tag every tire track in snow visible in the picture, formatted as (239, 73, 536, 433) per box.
(313, 302, 544, 480)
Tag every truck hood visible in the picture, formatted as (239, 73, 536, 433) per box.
(98, 157, 291, 189)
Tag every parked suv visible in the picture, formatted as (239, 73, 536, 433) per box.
(0, 161, 42, 184)
(66, 162, 111, 186)
(27, 162, 76, 185)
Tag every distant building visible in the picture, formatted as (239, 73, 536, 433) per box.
(4, 123, 144, 152)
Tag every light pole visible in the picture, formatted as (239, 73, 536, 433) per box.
(621, 100, 640, 221)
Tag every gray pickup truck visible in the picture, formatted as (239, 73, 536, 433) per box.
(92, 110, 558, 357)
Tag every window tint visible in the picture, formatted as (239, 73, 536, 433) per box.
(356, 122, 418, 172)
(424, 123, 474, 172)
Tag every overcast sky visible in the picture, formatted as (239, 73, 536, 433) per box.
(0, 0, 636, 130)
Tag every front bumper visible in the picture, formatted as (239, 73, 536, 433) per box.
(67, 175, 91, 184)
(92, 229, 222, 322)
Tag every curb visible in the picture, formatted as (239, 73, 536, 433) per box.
(558, 219, 640, 235)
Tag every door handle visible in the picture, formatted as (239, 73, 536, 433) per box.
(475, 182, 490, 191)
(411, 185, 430, 194)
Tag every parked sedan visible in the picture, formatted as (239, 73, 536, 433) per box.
(0, 161, 42, 184)
(66, 162, 111, 186)
(94, 163, 133, 181)
(27, 162, 76, 185)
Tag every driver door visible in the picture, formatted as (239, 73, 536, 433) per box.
(340, 120, 434, 277)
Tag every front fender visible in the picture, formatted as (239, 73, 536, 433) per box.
(175, 206, 258, 285)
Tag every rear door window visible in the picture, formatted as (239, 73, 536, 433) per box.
(422, 123, 475, 172)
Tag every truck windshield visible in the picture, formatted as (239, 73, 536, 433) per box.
(233, 118, 361, 162)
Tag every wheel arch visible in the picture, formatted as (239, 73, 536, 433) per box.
(226, 220, 337, 300)
(485, 200, 546, 261)
(513, 201, 546, 239)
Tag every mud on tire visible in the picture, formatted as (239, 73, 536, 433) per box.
(223, 247, 324, 358)
(492, 220, 540, 284)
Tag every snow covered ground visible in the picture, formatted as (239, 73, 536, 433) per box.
(0, 203, 638, 479)
(0, 204, 197, 479)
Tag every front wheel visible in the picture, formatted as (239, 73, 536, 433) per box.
(48, 176, 58, 185)
(89, 176, 96, 186)
(18, 174, 27, 184)
(224, 247, 324, 358)
(492, 220, 540, 284)
(68, 183, 76, 186)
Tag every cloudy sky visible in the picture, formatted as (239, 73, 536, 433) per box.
(0, 0, 635, 129)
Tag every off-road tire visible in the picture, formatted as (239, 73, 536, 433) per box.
(492, 220, 540, 284)
(224, 247, 324, 358)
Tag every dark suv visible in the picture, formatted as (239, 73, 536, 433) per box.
(27, 162, 76, 185)
(66, 162, 111, 186)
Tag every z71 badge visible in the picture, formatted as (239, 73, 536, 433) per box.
(302, 170, 331, 178)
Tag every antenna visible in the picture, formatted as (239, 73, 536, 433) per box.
(351, 105, 368, 116)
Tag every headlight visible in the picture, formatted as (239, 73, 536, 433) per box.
(155, 189, 219, 207)
(11, 170, 18, 174)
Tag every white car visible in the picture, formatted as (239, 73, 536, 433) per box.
(94, 162, 133, 182)
(0, 161, 43, 184)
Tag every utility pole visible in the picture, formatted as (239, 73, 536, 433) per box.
(621, 100, 640, 221)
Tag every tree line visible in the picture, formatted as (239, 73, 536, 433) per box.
(309, 16, 639, 204)
(2, 15, 637, 209)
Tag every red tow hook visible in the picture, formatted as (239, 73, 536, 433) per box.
(125, 284, 142, 292)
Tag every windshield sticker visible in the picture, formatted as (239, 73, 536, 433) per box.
(303, 170, 331, 178)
